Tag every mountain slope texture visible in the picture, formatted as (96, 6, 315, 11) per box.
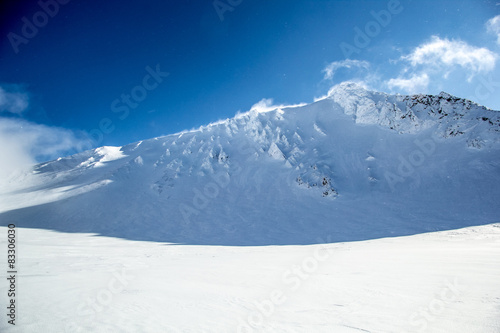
(1, 82, 499, 245)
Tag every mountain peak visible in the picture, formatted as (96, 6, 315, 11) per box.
(438, 91, 454, 99)
(326, 81, 372, 97)
(1, 83, 499, 246)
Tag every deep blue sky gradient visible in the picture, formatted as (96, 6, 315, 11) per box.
(0, 0, 499, 156)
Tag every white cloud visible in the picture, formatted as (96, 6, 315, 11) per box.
(487, 15, 500, 45)
(383, 36, 499, 96)
(322, 59, 370, 80)
(0, 84, 92, 180)
(250, 98, 276, 112)
(403, 36, 497, 77)
(387, 73, 430, 94)
(0, 118, 91, 179)
(249, 98, 306, 113)
(314, 74, 384, 102)
(0, 86, 29, 115)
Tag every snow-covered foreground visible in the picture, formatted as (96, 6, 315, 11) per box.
(1, 224, 499, 333)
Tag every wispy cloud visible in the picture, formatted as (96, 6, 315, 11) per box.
(384, 36, 498, 94)
(0, 86, 29, 115)
(0, 84, 91, 179)
(0, 117, 91, 179)
(322, 59, 370, 80)
(250, 98, 276, 113)
(403, 36, 497, 78)
(487, 15, 500, 45)
(249, 98, 306, 113)
(387, 73, 430, 94)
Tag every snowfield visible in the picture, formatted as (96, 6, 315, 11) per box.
(0, 224, 499, 332)
(1, 83, 499, 331)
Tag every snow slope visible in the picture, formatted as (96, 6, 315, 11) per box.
(1, 83, 500, 332)
(0, 223, 499, 332)
(1, 82, 499, 245)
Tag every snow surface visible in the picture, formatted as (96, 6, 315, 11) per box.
(0, 83, 498, 245)
(0, 83, 499, 331)
(0, 224, 499, 332)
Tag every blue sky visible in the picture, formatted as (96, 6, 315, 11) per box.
(0, 0, 499, 175)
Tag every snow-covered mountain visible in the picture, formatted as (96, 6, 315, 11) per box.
(1, 82, 499, 245)
(2, 82, 500, 333)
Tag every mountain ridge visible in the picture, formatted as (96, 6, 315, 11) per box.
(1, 82, 499, 245)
